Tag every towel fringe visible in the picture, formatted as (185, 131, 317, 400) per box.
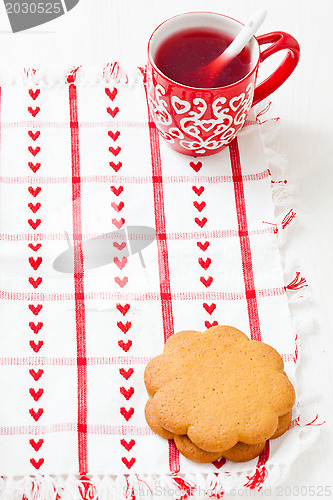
(258, 100, 323, 489)
(0, 63, 144, 87)
(1, 457, 328, 500)
(0, 470, 287, 499)
(172, 476, 196, 500)
(243, 442, 270, 491)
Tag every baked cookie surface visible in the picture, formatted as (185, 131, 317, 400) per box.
(144, 325, 295, 462)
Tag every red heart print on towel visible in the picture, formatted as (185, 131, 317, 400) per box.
(109, 146, 121, 156)
(29, 439, 43, 451)
(29, 388, 43, 402)
(205, 321, 219, 329)
(195, 217, 207, 228)
(120, 439, 135, 452)
(29, 277, 42, 289)
(28, 162, 41, 173)
(213, 458, 226, 469)
(111, 201, 124, 212)
(112, 218, 125, 229)
(29, 256, 42, 270)
(28, 219, 41, 230)
(28, 203, 41, 213)
(30, 458, 44, 470)
(110, 186, 123, 196)
(121, 457, 136, 470)
(118, 340, 132, 352)
(28, 187, 41, 197)
(28, 131, 40, 141)
(200, 276, 213, 288)
(29, 369, 43, 381)
(29, 89, 40, 100)
(114, 276, 128, 288)
(29, 340, 43, 353)
(192, 186, 204, 196)
(28, 243, 42, 252)
(28, 146, 41, 157)
(28, 107, 40, 117)
(114, 256, 127, 269)
(29, 321, 43, 334)
(190, 161, 203, 173)
(120, 407, 134, 421)
(29, 304, 42, 315)
(116, 303, 130, 316)
(197, 241, 210, 251)
(105, 87, 117, 101)
(203, 303, 216, 315)
(107, 107, 119, 118)
(119, 368, 134, 380)
(117, 321, 131, 334)
(113, 241, 126, 251)
(108, 130, 120, 141)
(198, 257, 211, 270)
(29, 408, 43, 421)
(120, 387, 134, 400)
(193, 201, 206, 212)
(109, 161, 122, 172)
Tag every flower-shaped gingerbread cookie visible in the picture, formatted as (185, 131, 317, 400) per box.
(144, 325, 295, 462)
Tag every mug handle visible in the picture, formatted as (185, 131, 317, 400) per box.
(252, 32, 300, 106)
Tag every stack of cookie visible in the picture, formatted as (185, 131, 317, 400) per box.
(144, 326, 295, 463)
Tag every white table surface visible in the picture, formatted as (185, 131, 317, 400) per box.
(0, 0, 332, 498)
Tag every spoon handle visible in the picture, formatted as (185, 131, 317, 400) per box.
(222, 9, 267, 62)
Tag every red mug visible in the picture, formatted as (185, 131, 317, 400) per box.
(147, 12, 300, 156)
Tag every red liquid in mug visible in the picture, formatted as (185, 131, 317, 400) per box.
(155, 27, 252, 88)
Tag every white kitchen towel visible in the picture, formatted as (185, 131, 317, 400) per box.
(0, 65, 319, 499)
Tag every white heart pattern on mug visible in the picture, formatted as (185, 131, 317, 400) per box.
(230, 93, 245, 111)
(198, 120, 218, 132)
(171, 96, 191, 114)
(148, 80, 255, 155)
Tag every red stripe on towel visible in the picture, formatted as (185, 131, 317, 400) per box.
(69, 82, 88, 475)
(229, 139, 261, 341)
(142, 76, 178, 474)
